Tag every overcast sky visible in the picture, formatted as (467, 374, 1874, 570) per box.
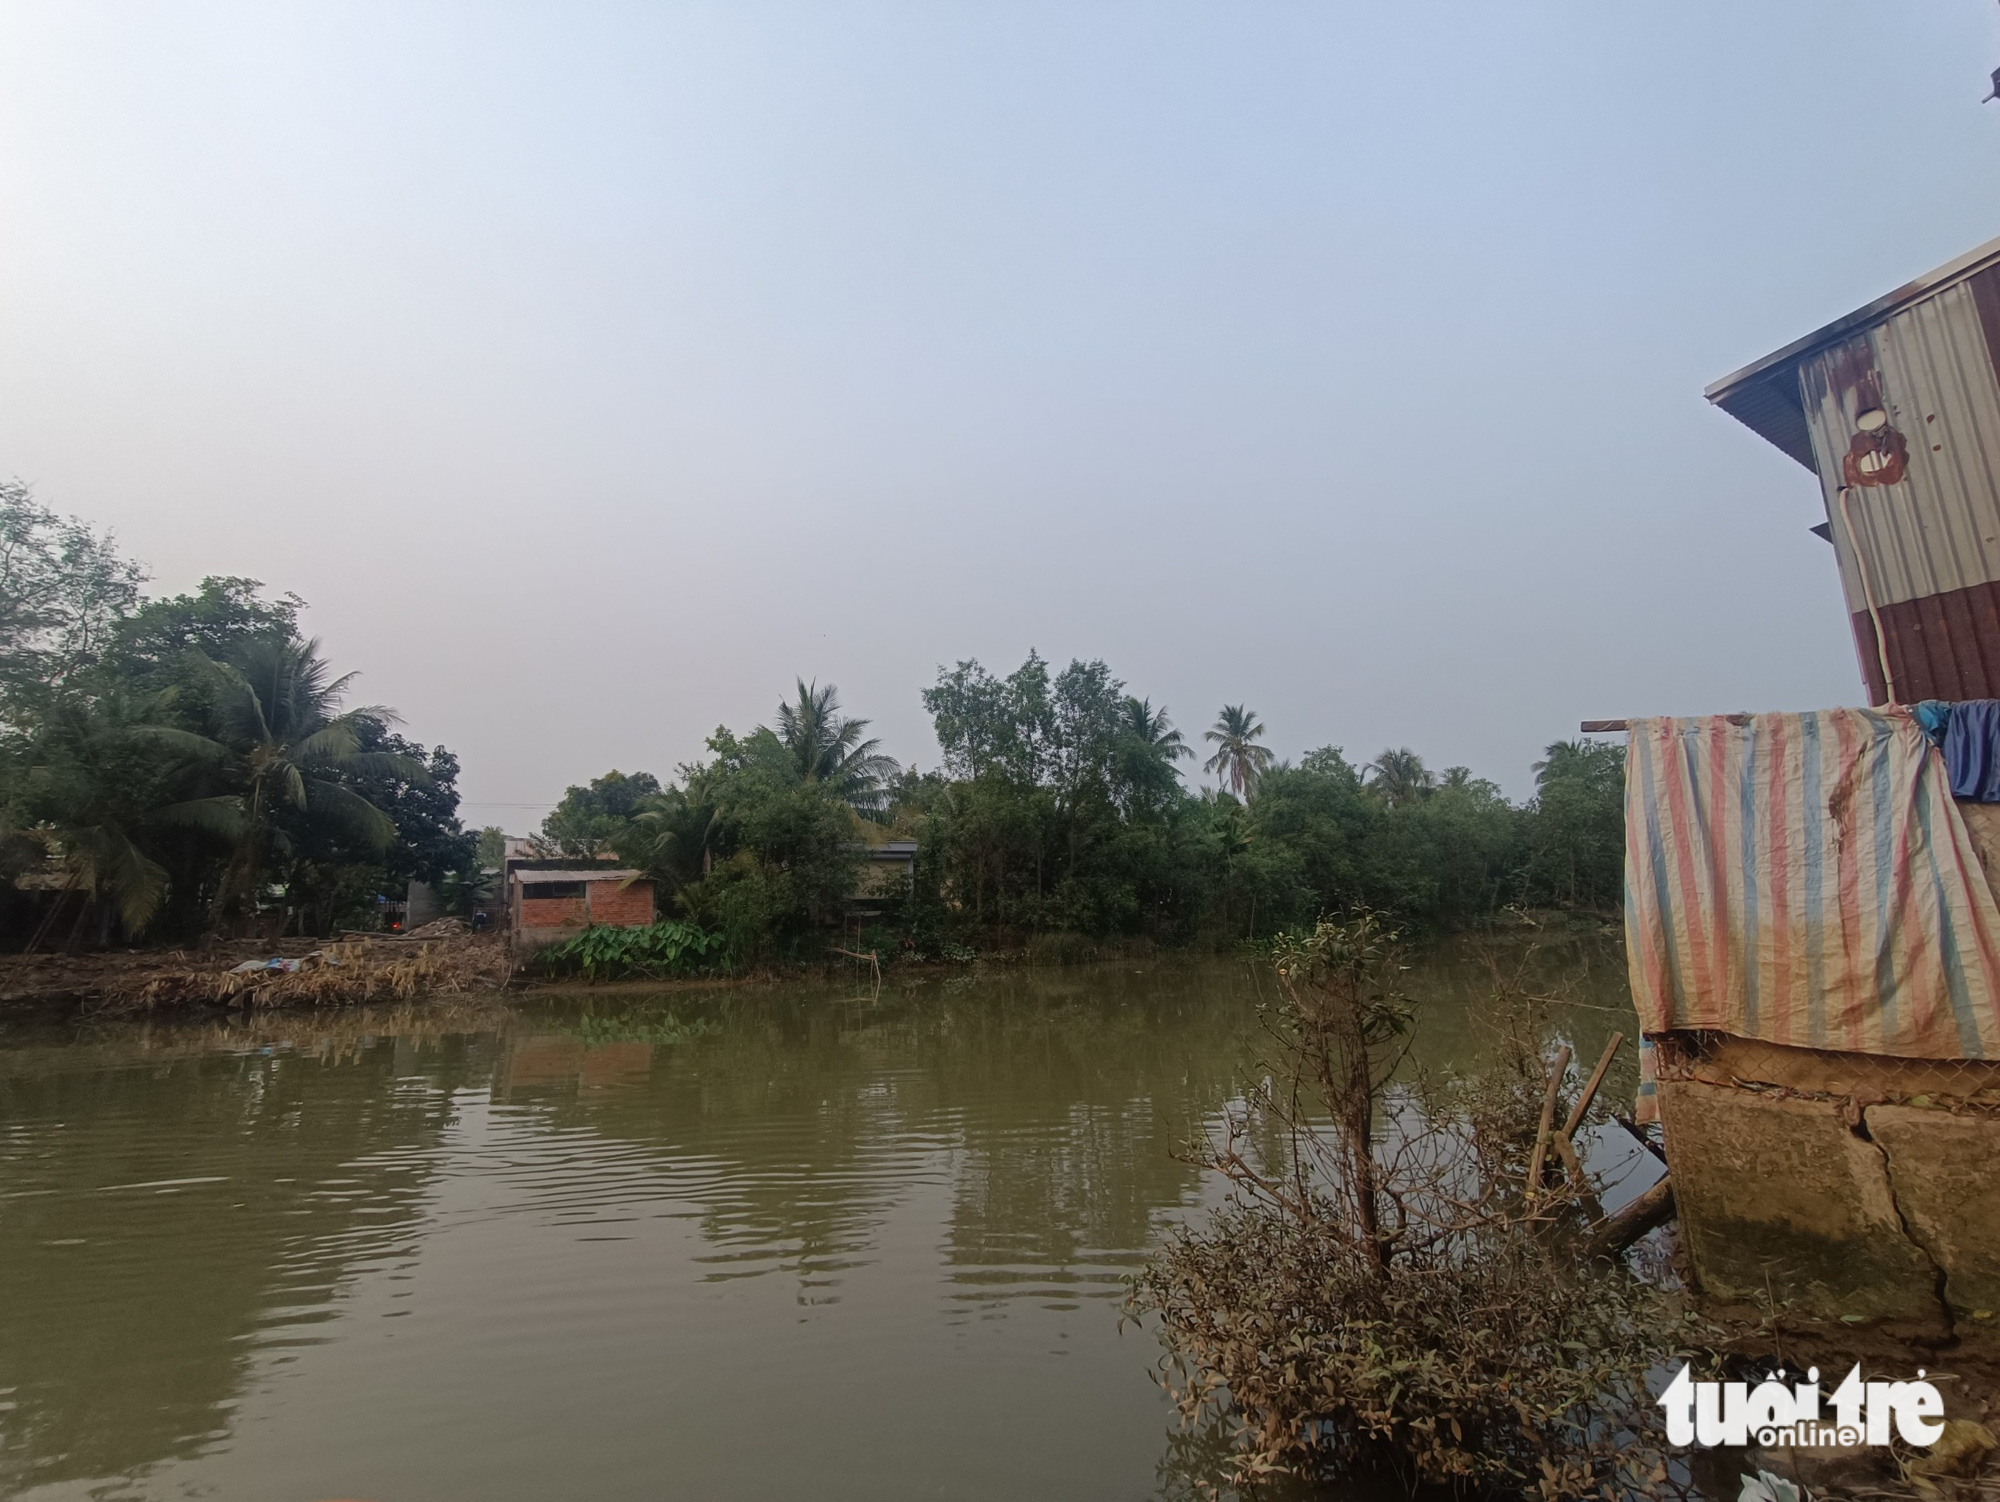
(3, 2, 1997, 825)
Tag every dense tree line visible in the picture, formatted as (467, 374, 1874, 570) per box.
(0, 484, 1624, 959)
(0, 484, 474, 945)
(536, 652, 1627, 965)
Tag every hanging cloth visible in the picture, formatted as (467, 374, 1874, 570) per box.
(1623, 707, 2000, 1122)
(1945, 700, 2000, 803)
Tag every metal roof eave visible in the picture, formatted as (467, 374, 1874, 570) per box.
(1704, 232, 2000, 470)
(512, 868, 645, 884)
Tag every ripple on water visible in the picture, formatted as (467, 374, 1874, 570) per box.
(7, 958, 1600, 1501)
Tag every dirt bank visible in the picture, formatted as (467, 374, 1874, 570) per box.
(0, 926, 513, 1013)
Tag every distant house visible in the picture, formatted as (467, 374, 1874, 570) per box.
(506, 860, 654, 955)
(854, 840, 917, 899)
(843, 839, 916, 929)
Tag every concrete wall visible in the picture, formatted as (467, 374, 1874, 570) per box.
(1658, 1035, 2000, 1338)
(404, 881, 443, 931)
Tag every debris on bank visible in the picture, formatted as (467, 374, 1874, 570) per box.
(0, 928, 512, 1012)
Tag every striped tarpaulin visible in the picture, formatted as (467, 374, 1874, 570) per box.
(1624, 709, 2000, 1074)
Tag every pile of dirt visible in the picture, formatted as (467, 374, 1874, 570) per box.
(0, 932, 513, 1012)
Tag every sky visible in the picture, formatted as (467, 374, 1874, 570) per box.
(2, 2, 1998, 827)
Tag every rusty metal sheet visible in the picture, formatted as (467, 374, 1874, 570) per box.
(1804, 279, 2000, 614)
(1708, 232, 2000, 423)
(1714, 239, 2000, 703)
(1850, 579, 2000, 703)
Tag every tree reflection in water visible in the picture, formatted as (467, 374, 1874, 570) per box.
(0, 941, 1631, 1502)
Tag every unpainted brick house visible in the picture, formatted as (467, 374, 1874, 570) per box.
(507, 865, 654, 956)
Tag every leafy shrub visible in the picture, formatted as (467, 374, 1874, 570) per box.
(534, 920, 721, 980)
(1127, 914, 1709, 1499)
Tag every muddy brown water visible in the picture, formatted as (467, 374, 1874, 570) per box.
(0, 941, 1637, 1501)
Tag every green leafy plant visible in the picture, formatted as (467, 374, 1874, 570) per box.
(533, 919, 722, 980)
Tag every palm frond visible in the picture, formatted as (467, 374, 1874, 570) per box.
(64, 823, 168, 931)
(293, 718, 361, 767)
(304, 778, 397, 848)
(335, 749, 428, 782)
(204, 660, 273, 744)
(153, 795, 250, 841)
(128, 724, 232, 765)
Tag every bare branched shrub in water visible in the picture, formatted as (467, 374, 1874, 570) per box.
(1129, 914, 1703, 1500)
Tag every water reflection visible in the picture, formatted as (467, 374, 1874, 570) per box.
(0, 943, 1635, 1502)
(0, 1037, 481, 1495)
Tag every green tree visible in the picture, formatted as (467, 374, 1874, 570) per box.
(1521, 739, 1625, 908)
(1234, 749, 1371, 931)
(1114, 696, 1192, 814)
(1203, 705, 1274, 799)
(103, 577, 300, 691)
(537, 769, 662, 858)
(618, 782, 721, 899)
(154, 637, 421, 929)
(769, 679, 898, 815)
(0, 481, 145, 706)
(277, 719, 478, 932)
(670, 725, 860, 962)
(922, 652, 1053, 783)
(1363, 747, 1435, 808)
(0, 489, 480, 948)
(11, 690, 190, 943)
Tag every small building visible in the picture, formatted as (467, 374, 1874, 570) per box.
(1630, 233, 2000, 1336)
(853, 840, 917, 898)
(507, 864, 654, 956)
(842, 839, 917, 932)
(1708, 233, 2000, 704)
(1621, 709, 2000, 1336)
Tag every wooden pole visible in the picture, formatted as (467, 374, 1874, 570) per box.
(1549, 1127, 1602, 1220)
(1585, 1176, 1676, 1259)
(1526, 1043, 1572, 1203)
(1562, 1031, 1624, 1138)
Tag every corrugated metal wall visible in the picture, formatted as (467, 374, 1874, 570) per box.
(1799, 272, 2000, 701)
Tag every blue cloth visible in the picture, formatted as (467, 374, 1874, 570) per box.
(1945, 701, 2000, 802)
(1914, 700, 1953, 747)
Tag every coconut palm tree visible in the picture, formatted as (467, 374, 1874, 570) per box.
(1364, 747, 1435, 808)
(15, 690, 180, 945)
(1203, 705, 1274, 799)
(1116, 697, 1192, 810)
(152, 637, 421, 927)
(771, 679, 899, 815)
(1121, 697, 1189, 760)
(1531, 738, 1622, 793)
(623, 786, 722, 892)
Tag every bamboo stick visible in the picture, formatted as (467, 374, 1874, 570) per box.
(1526, 1043, 1572, 1202)
(1549, 1127, 1603, 1221)
(1549, 1125, 1584, 1184)
(1562, 1031, 1624, 1138)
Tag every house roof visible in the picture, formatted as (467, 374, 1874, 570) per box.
(511, 869, 645, 885)
(1705, 231, 2000, 470)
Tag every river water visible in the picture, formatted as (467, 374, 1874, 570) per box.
(0, 941, 1637, 1502)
